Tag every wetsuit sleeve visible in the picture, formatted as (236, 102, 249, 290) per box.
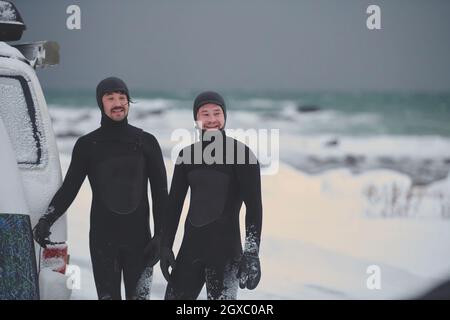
(42, 138, 88, 225)
(162, 152, 189, 249)
(143, 133, 168, 237)
(236, 147, 263, 256)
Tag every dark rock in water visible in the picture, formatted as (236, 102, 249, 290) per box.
(70, 113, 91, 123)
(345, 155, 364, 166)
(135, 109, 164, 118)
(378, 156, 396, 165)
(324, 139, 339, 147)
(324, 157, 340, 164)
(297, 105, 321, 113)
(261, 112, 294, 121)
(56, 131, 81, 138)
(445, 158, 450, 164)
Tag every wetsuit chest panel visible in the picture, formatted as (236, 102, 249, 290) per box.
(92, 139, 145, 215)
(187, 168, 230, 227)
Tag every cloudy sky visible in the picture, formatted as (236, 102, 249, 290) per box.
(11, 0, 450, 92)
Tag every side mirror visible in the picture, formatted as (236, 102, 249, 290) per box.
(13, 41, 60, 68)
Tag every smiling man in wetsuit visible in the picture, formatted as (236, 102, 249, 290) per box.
(160, 91, 263, 300)
(33, 77, 168, 300)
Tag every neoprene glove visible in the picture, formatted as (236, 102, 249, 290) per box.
(160, 246, 176, 282)
(32, 218, 52, 248)
(237, 254, 261, 290)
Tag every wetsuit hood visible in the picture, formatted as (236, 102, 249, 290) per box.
(193, 91, 227, 123)
(96, 77, 130, 129)
(96, 77, 130, 111)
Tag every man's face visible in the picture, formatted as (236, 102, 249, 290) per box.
(102, 91, 129, 121)
(196, 103, 225, 131)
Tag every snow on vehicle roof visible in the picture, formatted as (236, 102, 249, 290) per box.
(0, 1, 17, 22)
(0, 41, 26, 60)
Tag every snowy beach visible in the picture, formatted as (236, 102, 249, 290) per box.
(47, 92, 450, 299)
(63, 155, 450, 300)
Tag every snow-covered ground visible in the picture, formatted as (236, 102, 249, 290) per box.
(60, 154, 450, 300)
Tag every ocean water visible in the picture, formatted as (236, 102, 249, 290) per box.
(46, 90, 450, 136)
(46, 90, 450, 185)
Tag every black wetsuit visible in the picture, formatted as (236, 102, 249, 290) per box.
(42, 115, 168, 300)
(162, 130, 262, 300)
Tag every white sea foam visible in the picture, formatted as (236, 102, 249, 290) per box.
(48, 103, 450, 185)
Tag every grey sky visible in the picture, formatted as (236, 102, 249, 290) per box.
(11, 0, 450, 92)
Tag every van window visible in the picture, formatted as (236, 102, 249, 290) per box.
(0, 75, 44, 167)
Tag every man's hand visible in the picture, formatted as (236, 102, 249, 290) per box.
(237, 254, 261, 290)
(32, 218, 52, 248)
(160, 246, 176, 282)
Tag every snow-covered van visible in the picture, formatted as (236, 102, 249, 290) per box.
(0, 1, 70, 299)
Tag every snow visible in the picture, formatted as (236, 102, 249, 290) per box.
(281, 134, 450, 186)
(39, 268, 71, 300)
(0, 116, 29, 214)
(40, 257, 66, 272)
(0, 42, 25, 60)
(0, 1, 17, 22)
(0, 77, 40, 165)
(60, 153, 450, 300)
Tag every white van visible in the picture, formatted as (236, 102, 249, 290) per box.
(0, 0, 71, 299)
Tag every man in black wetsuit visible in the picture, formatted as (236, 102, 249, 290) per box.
(160, 91, 263, 300)
(33, 77, 168, 300)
